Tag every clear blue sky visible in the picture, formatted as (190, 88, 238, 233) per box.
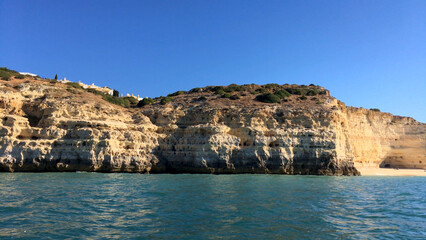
(1, 0, 425, 122)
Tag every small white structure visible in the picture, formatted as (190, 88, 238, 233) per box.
(125, 93, 143, 101)
(58, 77, 70, 83)
(58, 78, 144, 98)
(77, 81, 113, 95)
(100, 87, 113, 95)
(19, 72, 37, 77)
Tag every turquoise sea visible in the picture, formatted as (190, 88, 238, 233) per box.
(0, 173, 425, 239)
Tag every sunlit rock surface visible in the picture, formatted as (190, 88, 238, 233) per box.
(1, 78, 424, 175)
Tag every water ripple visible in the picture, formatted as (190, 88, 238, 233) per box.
(0, 174, 424, 239)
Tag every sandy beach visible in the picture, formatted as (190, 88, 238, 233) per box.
(358, 168, 426, 176)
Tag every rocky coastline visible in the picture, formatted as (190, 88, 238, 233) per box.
(1, 76, 424, 175)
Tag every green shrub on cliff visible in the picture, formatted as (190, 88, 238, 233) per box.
(221, 93, 232, 98)
(0, 67, 19, 74)
(160, 96, 173, 105)
(285, 88, 308, 95)
(211, 86, 225, 95)
(66, 82, 83, 89)
(225, 84, 246, 92)
(370, 108, 380, 112)
(306, 89, 318, 96)
(123, 96, 139, 105)
(274, 90, 291, 99)
(189, 87, 202, 93)
(86, 88, 103, 95)
(15, 74, 26, 79)
(255, 93, 281, 103)
(0, 67, 20, 80)
(113, 89, 119, 97)
(137, 97, 155, 107)
(216, 89, 225, 95)
(168, 90, 186, 97)
(264, 83, 280, 90)
(211, 84, 246, 94)
(103, 95, 131, 108)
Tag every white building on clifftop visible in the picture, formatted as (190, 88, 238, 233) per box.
(58, 77, 70, 83)
(78, 81, 113, 95)
(19, 72, 37, 77)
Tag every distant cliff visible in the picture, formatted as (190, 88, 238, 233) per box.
(0, 76, 424, 175)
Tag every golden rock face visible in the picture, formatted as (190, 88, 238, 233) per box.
(0, 79, 424, 175)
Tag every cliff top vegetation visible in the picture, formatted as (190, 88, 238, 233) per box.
(0, 67, 380, 113)
(1, 67, 332, 109)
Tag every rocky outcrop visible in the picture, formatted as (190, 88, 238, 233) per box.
(0, 82, 159, 172)
(336, 105, 425, 170)
(0, 79, 424, 175)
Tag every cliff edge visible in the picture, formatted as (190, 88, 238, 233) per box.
(0, 75, 424, 175)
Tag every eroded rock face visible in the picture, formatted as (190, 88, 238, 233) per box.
(336, 106, 425, 170)
(0, 80, 424, 175)
(145, 105, 358, 175)
(0, 83, 159, 172)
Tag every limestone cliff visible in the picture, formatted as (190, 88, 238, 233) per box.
(0, 78, 424, 175)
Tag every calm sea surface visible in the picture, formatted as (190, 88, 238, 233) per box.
(0, 173, 425, 239)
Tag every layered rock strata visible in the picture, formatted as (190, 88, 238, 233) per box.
(0, 80, 424, 175)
